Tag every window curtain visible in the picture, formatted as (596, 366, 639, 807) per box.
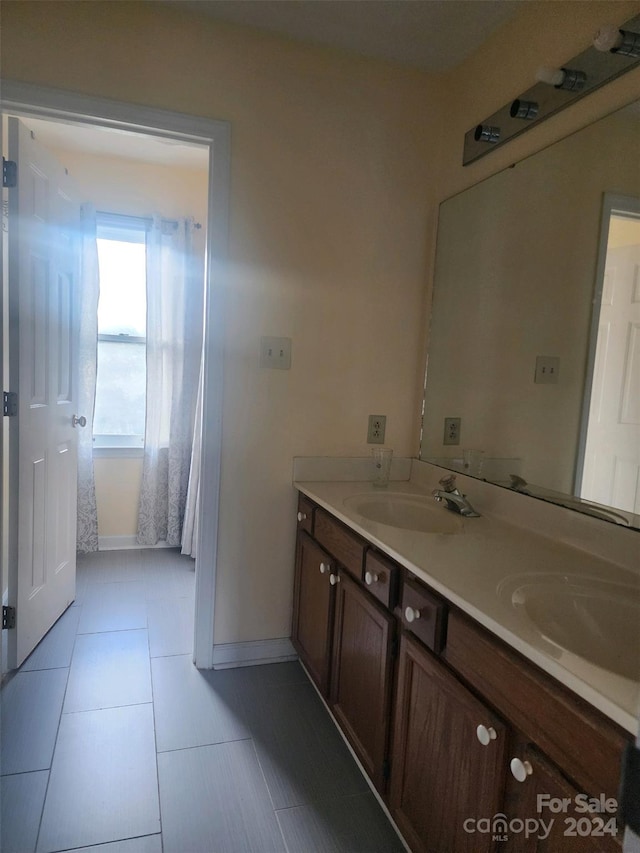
(181, 353, 203, 557)
(137, 217, 203, 547)
(76, 204, 100, 553)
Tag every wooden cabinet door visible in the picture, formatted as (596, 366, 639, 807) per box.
(501, 742, 622, 853)
(330, 572, 396, 792)
(390, 633, 508, 853)
(291, 532, 335, 695)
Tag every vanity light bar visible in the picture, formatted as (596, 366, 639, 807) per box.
(463, 12, 640, 166)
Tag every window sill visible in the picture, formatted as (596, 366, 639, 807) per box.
(92, 447, 144, 459)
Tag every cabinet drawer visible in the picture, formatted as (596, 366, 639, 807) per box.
(296, 494, 315, 535)
(400, 575, 447, 654)
(444, 609, 630, 800)
(314, 509, 367, 579)
(364, 551, 399, 610)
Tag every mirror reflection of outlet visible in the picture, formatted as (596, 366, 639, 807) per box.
(443, 417, 461, 445)
(260, 336, 292, 370)
(535, 356, 559, 384)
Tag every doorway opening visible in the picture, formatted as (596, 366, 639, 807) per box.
(577, 194, 640, 515)
(1, 82, 230, 672)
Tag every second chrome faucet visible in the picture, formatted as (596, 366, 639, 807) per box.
(432, 474, 481, 517)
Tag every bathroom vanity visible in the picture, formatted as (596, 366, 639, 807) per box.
(291, 463, 638, 853)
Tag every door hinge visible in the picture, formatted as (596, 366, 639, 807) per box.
(2, 606, 16, 630)
(3, 158, 17, 189)
(3, 391, 18, 417)
(619, 742, 640, 835)
(382, 758, 391, 781)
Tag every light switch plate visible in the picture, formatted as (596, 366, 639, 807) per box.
(535, 356, 559, 384)
(260, 337, 292, 370)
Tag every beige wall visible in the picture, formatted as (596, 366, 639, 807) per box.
(36, 143, 209, 539)
(1, 0, 442, 643)
(93, 458, 143, 538)
(609, 215, 640, 248)
(2, 1, 639, 645)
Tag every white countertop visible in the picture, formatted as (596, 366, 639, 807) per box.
(294, 472, 640, 734)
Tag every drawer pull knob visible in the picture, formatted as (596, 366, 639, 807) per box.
(365, 571, 379, 586)
(329, 573, 340, 586)
(510, 758, 533, 782)
(476, 725, 497, 746)
(405, 606, 421, 623)
(297, 512, 307, 522)
(320, 562, 330, 574)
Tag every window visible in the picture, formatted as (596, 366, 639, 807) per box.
(93, 217, 147, 449)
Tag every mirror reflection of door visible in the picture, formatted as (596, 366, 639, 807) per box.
(579, 196, 640, 514)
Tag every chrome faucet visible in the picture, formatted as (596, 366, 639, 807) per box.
(432, 474, 481, 517)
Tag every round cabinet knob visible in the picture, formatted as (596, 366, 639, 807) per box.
(476, 725, 497, 746)
(510, 758, 533, 782)
(72, 414, 87, 428)
(329, 573, 340, 586)
(319, 562, 329, 574)
(364, 571, 379, 586)
(297, 512, 307, 522)
(404, 606, 421, 623)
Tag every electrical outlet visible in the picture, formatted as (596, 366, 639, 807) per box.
(260, 337, 292, 370)
(367, 415, 386, 444)
(534, 356, 559, 384)
(443, 417, 461, 446)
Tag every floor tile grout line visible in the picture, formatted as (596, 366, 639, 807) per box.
(247, 727, 279, 813)
(272, 790, 376, 814)
(155, 735, 254, 756)
(61, 700, 154, 717)
(47, 831, 163, 853)
(273, 808, 294, 853)
(33, 597, 81, 853)
(147, 615, 165, 853)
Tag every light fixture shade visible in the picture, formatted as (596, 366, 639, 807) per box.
(510, 99, 539, 120)
(614, 29, 640, 58)
(594, 25, 640, 58)
(474, 124, 500, 144)
(535, 66, 587, 91)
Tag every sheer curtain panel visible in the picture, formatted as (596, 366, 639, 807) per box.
(76, 205, 100, 553)
(137, 218, 203, 547)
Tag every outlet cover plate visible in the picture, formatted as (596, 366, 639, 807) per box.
(443, 417, 461, 446)
(260, 336, 292, 370)
(535, 356, 559, 384)
(367, 415, 386, 444)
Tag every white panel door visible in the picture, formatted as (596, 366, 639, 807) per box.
(581, 224, 640, 514)
(7, 117, 81, 667)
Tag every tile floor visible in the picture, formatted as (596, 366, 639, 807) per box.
(1, 549, 404, 853)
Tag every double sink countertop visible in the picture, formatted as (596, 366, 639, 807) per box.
(293, 457, 640, 734)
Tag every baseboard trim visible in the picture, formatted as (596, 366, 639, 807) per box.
(97, 536, 174, 551)
(211, 637, 298, 670)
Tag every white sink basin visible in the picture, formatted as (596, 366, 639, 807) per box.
(343, 493, 462, 534)
(499, 574, 640, 681)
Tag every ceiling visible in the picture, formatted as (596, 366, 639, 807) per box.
(13, 116, 209, 170)
(171, 0, 519, 73)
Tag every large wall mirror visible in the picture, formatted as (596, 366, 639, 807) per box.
(421, 97, 640, 529)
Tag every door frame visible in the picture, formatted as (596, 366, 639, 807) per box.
(1, 80, 231, 669)
(574, 192, 640, 499)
